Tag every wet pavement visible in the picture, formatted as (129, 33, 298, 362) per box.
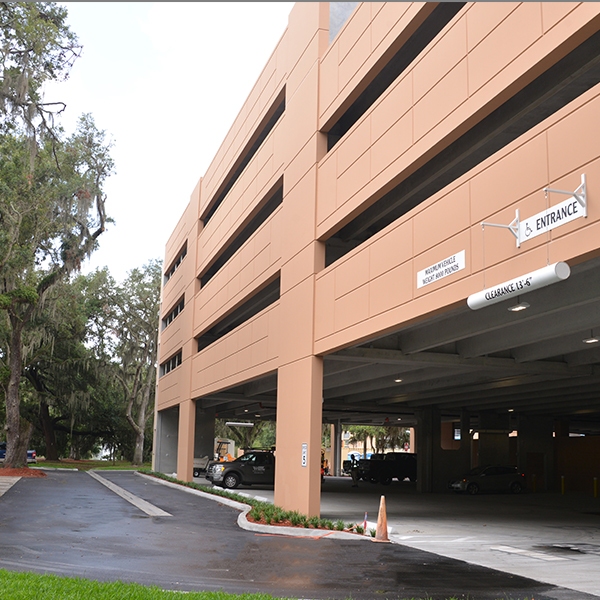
(224, 474, 600, 598)
(0, 470, 598, 600)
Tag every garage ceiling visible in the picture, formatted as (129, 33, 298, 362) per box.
(199, 256, 600, 434)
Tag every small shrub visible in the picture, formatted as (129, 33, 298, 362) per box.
(369, 528, 376, 537)
(308, 515, 320, 528)
(272, 508, 284, 523)
(248, 506, 262, 521)
(355, 525, 364, 535)
(289, 511, 304, 526)
(322, 519, 334, 530)
(335, 520, 345, 531)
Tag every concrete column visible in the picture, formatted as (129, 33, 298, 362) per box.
(408, 427, 416, 453)
(270, 2, 329, 516)
(176, 399, 195, 482)
(460, 410, 472, 470)
(518, 415, 554, 491)
(153, 406, 179, 475)
(275, 356, 323, 516)
(416, 408, 440, 492)
(333, 419, 342, 476)
(194, 405, 216, 461)
(477, 412, 511, 466)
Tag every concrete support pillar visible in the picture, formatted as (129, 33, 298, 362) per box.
(270, 1, 329, 517)
(176, 399, 195, 482)
(416, 408, 441, 492)
(194, 405, 216, 461)
(153, 406, 179, 475)
(518, 415, 554, 491)
(333, 420, 342, 476)
(460, 410, 472, 470)
(477, 412, 511, 466)
(555, 419, 570, 438)
(274, 356, 323, 517)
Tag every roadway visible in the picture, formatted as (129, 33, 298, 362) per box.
(0, 469, 598, 600)
(199, 473, 600, 598)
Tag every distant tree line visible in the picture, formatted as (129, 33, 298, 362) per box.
(0, 2, 160, 467)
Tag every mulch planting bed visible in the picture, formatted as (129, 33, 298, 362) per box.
(0, 467, 46, 478)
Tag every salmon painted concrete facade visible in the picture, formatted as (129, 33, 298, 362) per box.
(155, 3, 600, 516)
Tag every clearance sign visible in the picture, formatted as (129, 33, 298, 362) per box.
(467, 262, 571, 310)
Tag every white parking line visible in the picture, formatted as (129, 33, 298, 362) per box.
(87, 471, 171, 517)
(491, 545, 568, 561)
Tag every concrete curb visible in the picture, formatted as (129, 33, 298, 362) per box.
(136, 472, 371, 541)
(31, 466, 79, 471)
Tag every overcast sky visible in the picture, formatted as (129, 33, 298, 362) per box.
(45, 2, 294, 282)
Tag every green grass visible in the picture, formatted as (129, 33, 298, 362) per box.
(0, 571, 537, 599)
(0, 570, 286, 599)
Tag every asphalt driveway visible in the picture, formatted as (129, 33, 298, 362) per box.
(0, 470, 597, 600)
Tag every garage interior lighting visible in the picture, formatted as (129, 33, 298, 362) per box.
(508, 301, 530, 312)
(394, 377, 403, 383)
(583, 330, 599, 344)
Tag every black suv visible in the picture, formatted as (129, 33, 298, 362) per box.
(206, 450, 275, 489)
(359, 452, 417, 484)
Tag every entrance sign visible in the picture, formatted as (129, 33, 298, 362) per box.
(519, 196, 585, 243)
(417, 250, 465, 289)
(467, 262, 570, 310)
(481, 174, 587, 247)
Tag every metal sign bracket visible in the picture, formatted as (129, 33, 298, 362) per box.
(481, 209, 521, 248)
(543, 173, 587, 218)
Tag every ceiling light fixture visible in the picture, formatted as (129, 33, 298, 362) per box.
(583, 329, 599, 344)
(508, 300, 530, 312)
(394, 378, 403, 383)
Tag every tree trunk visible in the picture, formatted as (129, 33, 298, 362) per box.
(126, 379, 152, 466)
(39, 400, 60, 461)
(4, 318, 29, 468)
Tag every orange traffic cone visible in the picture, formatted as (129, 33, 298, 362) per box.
(373, 495, 390, 542)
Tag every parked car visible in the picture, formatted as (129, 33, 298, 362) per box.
(358, 452, 417, 484)
(448, 465, 525, 495)
(0, 442, 37, 464)
(206, 449, 275, 489)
